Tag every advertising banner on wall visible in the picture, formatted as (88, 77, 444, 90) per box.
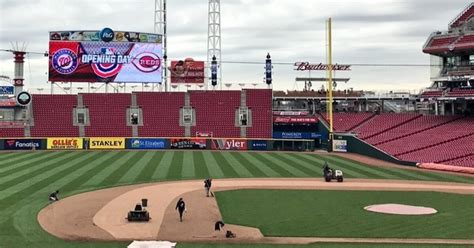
(89, 137, 125, 149)
(170, 138, 207, 149)
(4, 139, 42, 150)
(211, 139, 247, 150)
(332, 139, 348, 152)
(128, 138, 167, 149)
(250, 140, 268, 151)
(47, 138, 83, 149)
(48, 41, 163, 83)
(273, 117, 318, 123)
(273, 132, 321, 139)
(0, 86, 14, 95)
(169, 59, 205, 84)
(272, 111, 309, 116)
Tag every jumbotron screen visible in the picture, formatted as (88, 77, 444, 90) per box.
(48, 29, 163, 83)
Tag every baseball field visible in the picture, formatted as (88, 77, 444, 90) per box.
(1, 150, 473, 248)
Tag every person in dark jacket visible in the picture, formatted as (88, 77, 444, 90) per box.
(175, 198, 186, 222)
(214, 220, 225, 231)
(49, 190, 59, 202)
(323, 162, 331, 176)
(204, 178, 213, 197)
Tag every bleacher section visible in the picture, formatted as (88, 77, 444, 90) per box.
(83, 93, 132, 137)
(0, 128, 24, 138)
(353, 113, 420, 139)
(442, 155, 474, 168)
(374, 117, 474, 161)
(450, 3, 474, 28)
(420, 90, 443, 98)
(365, 115, 459, 145)
(321, 112, 374, 132)
(446, 88, 474, 97)
(137, 92, 185, 137)
(246, 89, 272, 138)
(31, 95, 78, 137)
(190, 91, 241, 138)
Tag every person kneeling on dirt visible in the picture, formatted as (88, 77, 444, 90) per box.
(215, 220, 225, 231)
(49, 190, 59, 202)
(226, 230, 236, 238)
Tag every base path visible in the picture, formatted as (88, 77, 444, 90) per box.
(38, 178, 474, 245)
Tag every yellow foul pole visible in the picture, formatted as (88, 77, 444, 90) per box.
(327, 18, 334, 146)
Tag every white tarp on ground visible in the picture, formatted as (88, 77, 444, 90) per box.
(127, 241, 177, 248)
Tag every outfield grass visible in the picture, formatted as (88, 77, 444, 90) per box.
(0, 150, 473, 248)
(216, 189, 474, 239)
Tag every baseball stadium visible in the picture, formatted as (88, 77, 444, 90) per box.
(1, 1, 474, 248)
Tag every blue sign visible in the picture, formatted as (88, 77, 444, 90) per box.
(4, 139, 43, 150)
(0, 86, 14, 95)
(128, 138, 166, 149)
(273, 132, 322, 139)
(99, 27, 114, 42)
(251, 140, 268, 150)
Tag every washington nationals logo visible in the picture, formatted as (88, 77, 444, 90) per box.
(52, 49, 78, 74)
(132, 52, 161, 73)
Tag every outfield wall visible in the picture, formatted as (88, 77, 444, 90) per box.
(0, 137, 314, 152)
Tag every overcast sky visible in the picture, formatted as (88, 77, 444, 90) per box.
(0, 0, 470, 92)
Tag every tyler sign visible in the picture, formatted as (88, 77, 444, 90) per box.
(294, 62, 351, 71)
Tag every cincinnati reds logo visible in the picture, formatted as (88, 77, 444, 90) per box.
(132, 52, 161, 73)
(52, 49, 78, 74)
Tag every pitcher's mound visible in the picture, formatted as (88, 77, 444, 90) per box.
(364, 204, 437, 215)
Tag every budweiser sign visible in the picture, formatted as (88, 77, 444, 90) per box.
(294, 62, 351, 71)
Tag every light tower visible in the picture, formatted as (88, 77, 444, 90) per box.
(207, 0, 222, 89)
(154, 0, 167, 91)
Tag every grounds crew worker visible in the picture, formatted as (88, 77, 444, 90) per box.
(175, 198, 186, 222)
(204, 178, 213, 197)
(49, 190, 59, 202)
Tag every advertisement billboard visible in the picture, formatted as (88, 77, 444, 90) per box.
(211, 139, 247, 150)
(49, 41, 162, 83)
(170, 138, 207, 149)
(0, 86, 14, 95)
(250, 140, 268, 151)
(89, 137, 125, 149)
(273, 132, 321, 139)
(273, 117, 318, 123)
(50, 30, 162, 43)
(47, 138, 83, 149)
(332, 139, 348, 152)
(169, 59, 205, 84)
(4, 139, 42, 150)
(128, 138, 167, 149)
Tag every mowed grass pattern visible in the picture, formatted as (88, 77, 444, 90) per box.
(0, 150, 473, 248)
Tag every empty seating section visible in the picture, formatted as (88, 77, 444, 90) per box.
(456, 34, 474, 45)
(451, 5, 474, 27)
(246, 89, 272, 138)
(365, 115, 458, 145)
(0, 128, 24, 138)
(420, 90, 443, 98)
(31, 95, 78, 137)
(442, 155, 474, 168)
(137, 92, 184, 137)
(190, 91, 241, 138)
(446, 88, 474, 97)
(353, 113, 420, 139)
(429, 36, 457, 47)
(375, 117, 474, 157)
(397, 134, 474, 165)
(321, 113, 374, 132)
(83, 93, 131, 137)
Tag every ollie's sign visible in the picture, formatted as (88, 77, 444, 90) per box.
(294, 62, 351, 71)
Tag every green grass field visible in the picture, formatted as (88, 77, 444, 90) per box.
(0, 150, 473, 248)
(216, 189, 474, 239)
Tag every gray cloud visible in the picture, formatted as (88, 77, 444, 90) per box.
(0, 0, 471, 91)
